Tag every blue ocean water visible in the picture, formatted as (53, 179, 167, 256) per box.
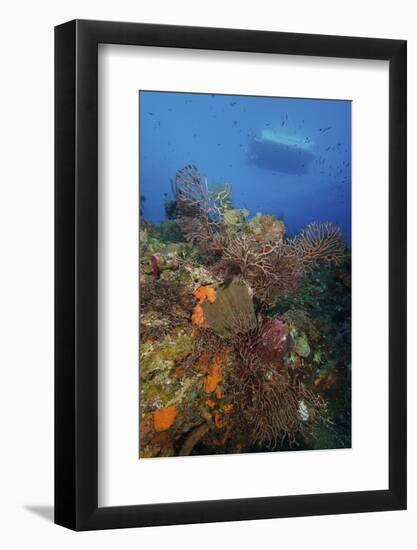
(139, 91, 351, 244)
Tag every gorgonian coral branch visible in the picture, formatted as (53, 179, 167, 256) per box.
(222, 233, 280, 279)
(229, 355, 329, 449)
(285, 222, 344, 274)
(176, 165, 224, 223)
(176, 165, 229, 253)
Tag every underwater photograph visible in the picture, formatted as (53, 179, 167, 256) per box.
(139, 91, 351, 458)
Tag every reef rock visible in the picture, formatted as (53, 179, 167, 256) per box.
(293, 332, 311, 358)
(223, 208, 249, 226)
(246, 213, 285, 243)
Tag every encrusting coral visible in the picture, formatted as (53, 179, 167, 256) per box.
(204, 357, 223, 393)
(139, 164, 350, 457)
(194, 285, 217, 304)
(153, 406, 179, 432)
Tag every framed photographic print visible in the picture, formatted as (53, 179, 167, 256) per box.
(55, 20, 407, 530)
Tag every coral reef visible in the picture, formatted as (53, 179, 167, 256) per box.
(139, 164, 351, 457)
(176, 165, 345, 304)
(140, 280, 194, 338)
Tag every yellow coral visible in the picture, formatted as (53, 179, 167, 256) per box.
(204, 360, 222, 393)
(153, 406, 178, 432)
(214, 411, 227, 429)
(191, 304, 207, 327)
(193, 286, 217, 304)
(193, 287, 206, 303)
(192, 287, 217, 328)
(204, 287, 217, 303)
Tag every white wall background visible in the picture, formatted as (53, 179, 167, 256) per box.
(0, 1, 414, 548)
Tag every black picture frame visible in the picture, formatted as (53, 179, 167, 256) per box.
(55, 19, 407, 531)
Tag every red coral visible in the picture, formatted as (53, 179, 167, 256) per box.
(255, 318, 290, 364)
(150, 255, 160, 280)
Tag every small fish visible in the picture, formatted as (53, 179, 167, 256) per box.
(230, 102, 237, 107)
(147, 111, 154, 116)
